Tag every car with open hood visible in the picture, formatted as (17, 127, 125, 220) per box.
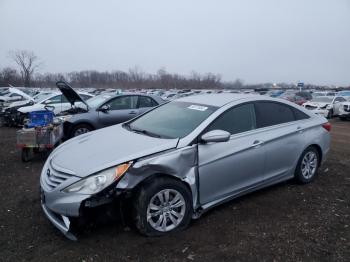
(15, 82, 93, 125)
(58, 86, 165, 138)
(40, 94, 331, 240)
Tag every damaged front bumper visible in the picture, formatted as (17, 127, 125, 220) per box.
(41, 201, 77, 240)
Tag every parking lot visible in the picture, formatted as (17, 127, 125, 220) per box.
(0, 119, 349, 261)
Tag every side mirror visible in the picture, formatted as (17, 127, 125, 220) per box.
(201, 130, 230, 143)
(98, 104, 110, 112)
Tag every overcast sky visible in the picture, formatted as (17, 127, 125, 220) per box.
(0, 0, 349, 85)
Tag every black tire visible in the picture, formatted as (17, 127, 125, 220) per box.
(21, 148, 32, 162)
(327, 109, 333, 119)
(295, 146, 320, 184)
(339, 116, 347, 121)
(134, 176, 193, 236)
(70, 123, 93, 138)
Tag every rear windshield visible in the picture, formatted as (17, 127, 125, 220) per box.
(128, 101, 217, 138)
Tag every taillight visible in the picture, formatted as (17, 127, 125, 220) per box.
(322, 122, 331, 132)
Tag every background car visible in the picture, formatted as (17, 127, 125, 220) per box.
(62, 92, 165, 138)
(18, 91, 93, 116)
(302, 96, 347, 118)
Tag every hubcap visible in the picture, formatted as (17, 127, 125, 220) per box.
(301, 151, 318, 179)
(74, 127, 90, 137)
(147, 189, 186, 232)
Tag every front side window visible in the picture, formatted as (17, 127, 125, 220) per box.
(255, 102, 295, 128)
(104, 96, 137, 110)
(335, 97, 346, 103)
(207, 103, 256, 135)
(128, 102, 217, 138)
(45, 95, 62, 104)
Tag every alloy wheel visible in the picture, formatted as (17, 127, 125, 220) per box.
(146, 189, 186, 232)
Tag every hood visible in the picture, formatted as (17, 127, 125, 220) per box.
(8, 99, 33, 108)
(9, 87, 33, 100)
(50, 124, 179, 177)
(305, 101, 330, 107)
(56, 81, 89, 108)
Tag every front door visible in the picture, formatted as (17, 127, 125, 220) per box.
(198, 103, 266, 205)
(98, 95, 139, 127)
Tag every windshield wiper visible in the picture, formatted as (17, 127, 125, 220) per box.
(124, 123, 162, 138)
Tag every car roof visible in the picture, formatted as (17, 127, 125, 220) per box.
(175, 94, 261, 107)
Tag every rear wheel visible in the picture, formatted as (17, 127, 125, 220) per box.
(295, 146, 320, 184)
(339, 116, 347, 121)
(134, 177, 193, 236)
(71, 124, 93, 137)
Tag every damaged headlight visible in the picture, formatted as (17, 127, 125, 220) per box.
(62, 162, 132, 194)
(54, 115, 73, 122)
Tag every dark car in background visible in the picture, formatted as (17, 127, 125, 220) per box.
(61, 91, 165, 138)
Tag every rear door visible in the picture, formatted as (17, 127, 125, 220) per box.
(198, 103, 266, 205)
(254, 101, 309, 182)
(98, 95, 138, 126)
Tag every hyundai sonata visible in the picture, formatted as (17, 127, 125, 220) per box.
(40, 94, 331, 239)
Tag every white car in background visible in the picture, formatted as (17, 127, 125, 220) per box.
(0, 87, 33, 105)
(18, 91, 93, 115)
(338, 100, 350, 121)
(302, 96, 348, 118)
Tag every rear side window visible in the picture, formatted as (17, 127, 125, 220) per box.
(255, 102, 295, 128)
(138, 96, 158, 108)
(293, 108, 309, 120)
(207, 103, 256, 135)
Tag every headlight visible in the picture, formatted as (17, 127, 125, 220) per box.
(320, 104, 329, 109)
(62, 162, 132, 194)
(54, 115, 73, 122)
(326, 104, 332, 109)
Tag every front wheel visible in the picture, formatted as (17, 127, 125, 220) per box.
(71, 124, 93, 137)
(134, 177, 193, 236)
(295, 146, 320, 184)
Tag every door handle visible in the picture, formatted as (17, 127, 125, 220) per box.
(252, 140, 264, 148)
(297, 126, 304, 133)
(129, 111, 137, 114)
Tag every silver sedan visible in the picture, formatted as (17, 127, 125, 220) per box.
(40, 94, 331, 239)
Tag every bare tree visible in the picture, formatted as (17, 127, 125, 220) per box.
(9, 50, 40, 87)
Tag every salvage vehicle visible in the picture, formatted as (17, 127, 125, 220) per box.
(2, 91, 54, 126)
(0, 87, 33, 110)
(60, 90, 164, 138)
(40, 94, 331, 240)
(16, 88, 93, 125)
(338, 100, 350, 120)
(302, 96, 348, 118)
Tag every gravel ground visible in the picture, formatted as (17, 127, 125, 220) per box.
(0, 119, 349, 262)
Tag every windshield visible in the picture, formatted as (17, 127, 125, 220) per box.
(312, 97, 333, 103)
(128, 101, 217, 139)
(86, 94, 112, 108)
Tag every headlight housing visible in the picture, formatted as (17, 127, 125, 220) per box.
(62, 162, 132, 194)
(54, 115, 73, 122)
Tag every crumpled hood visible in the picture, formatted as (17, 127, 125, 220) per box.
(50, 124, 179, 177)
(304, 102, 329, 108)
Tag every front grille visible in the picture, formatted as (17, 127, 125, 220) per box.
(44, 163, 73, 190)
(344, 105, 350, 112)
